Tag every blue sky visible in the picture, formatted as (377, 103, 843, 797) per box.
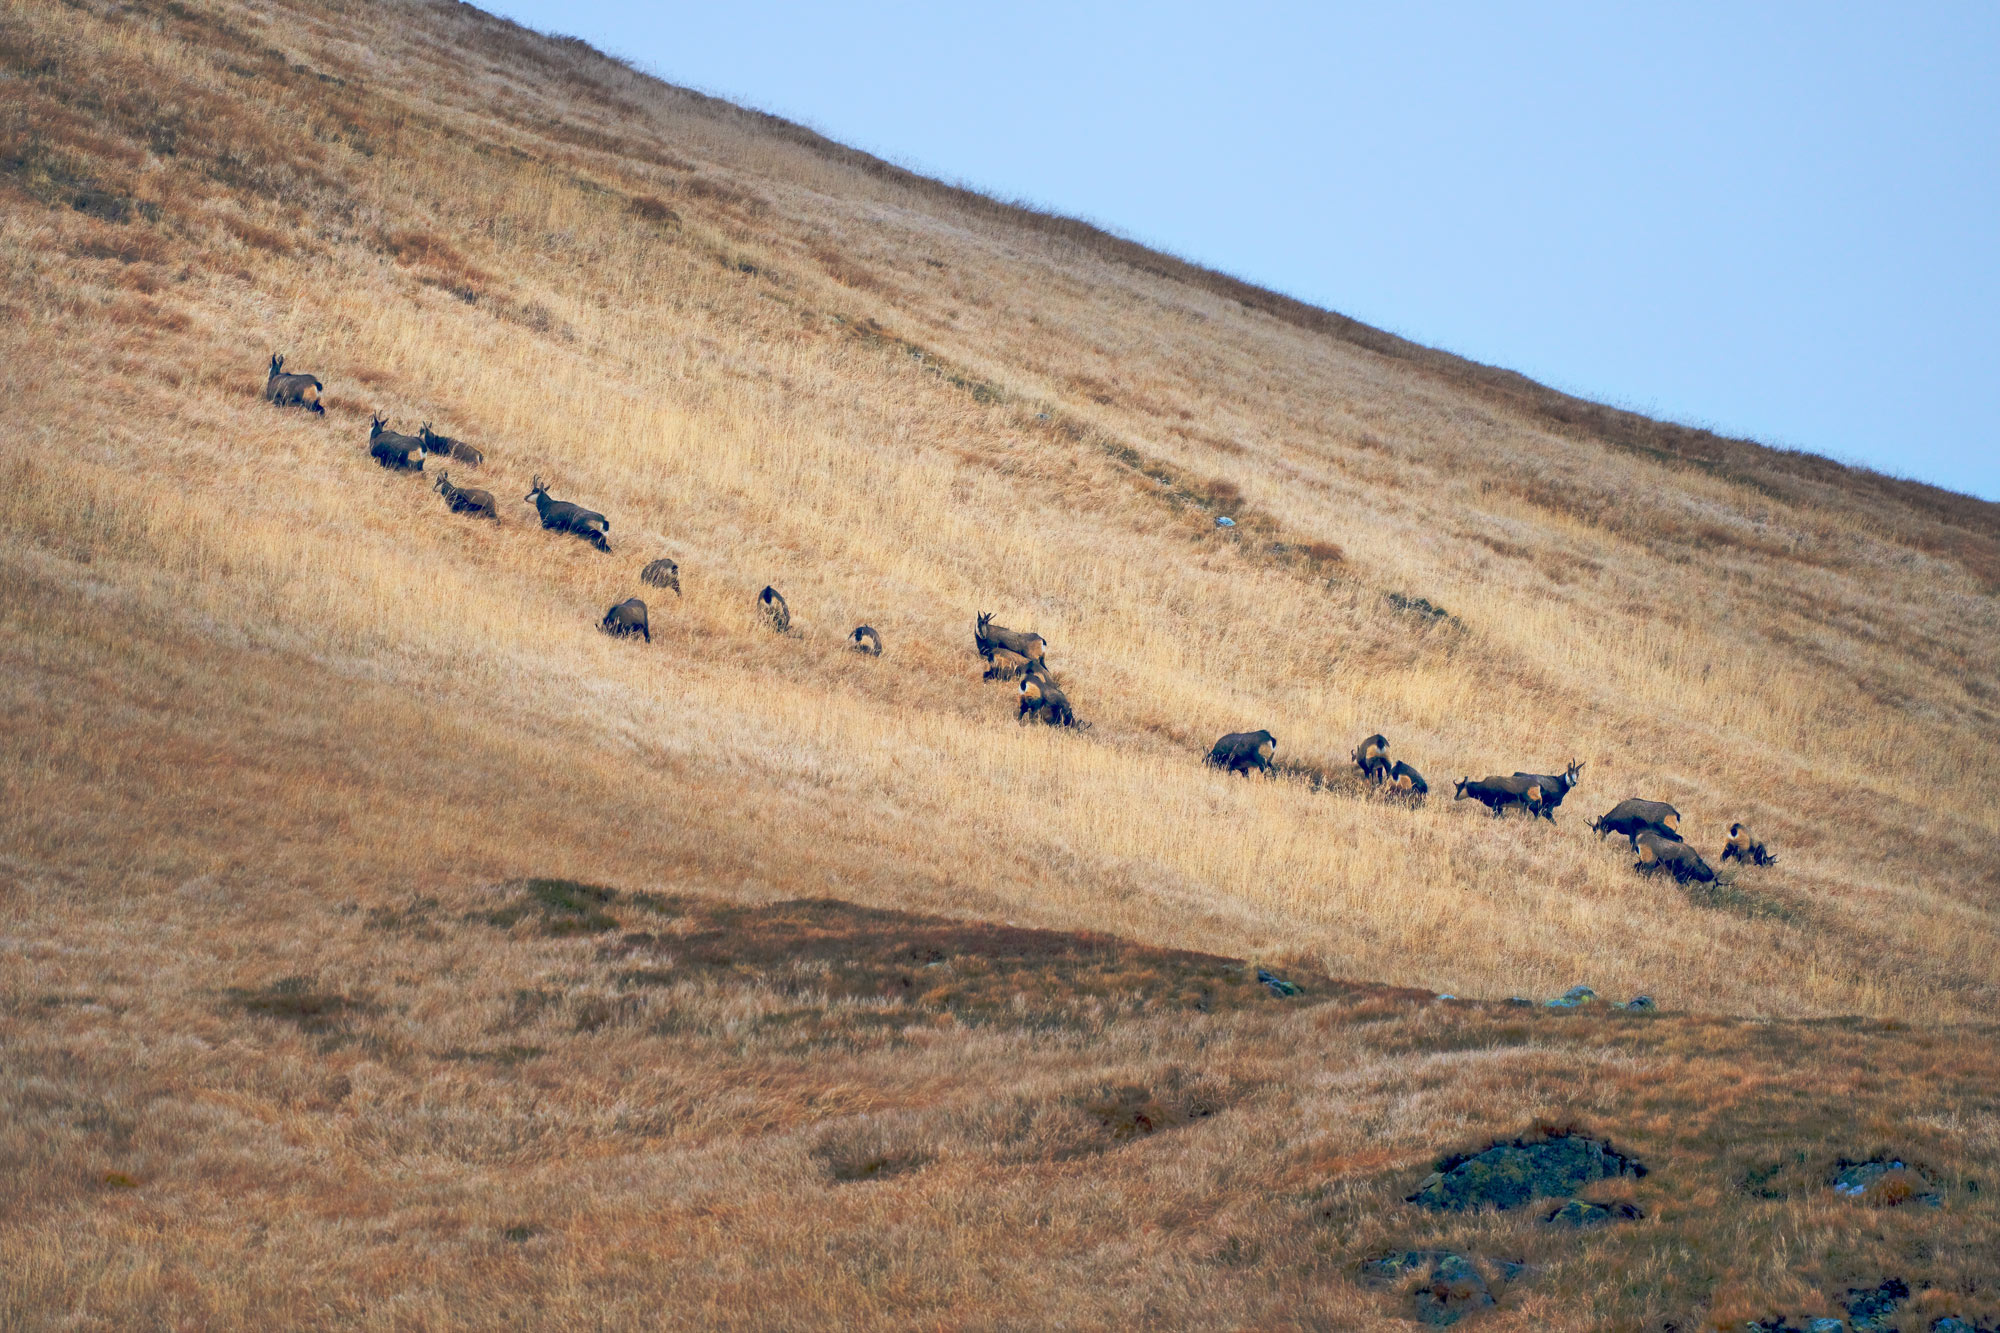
(484, 1, 2000, 500)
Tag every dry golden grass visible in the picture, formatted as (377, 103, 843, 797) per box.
(2, 0, 1998, 1326)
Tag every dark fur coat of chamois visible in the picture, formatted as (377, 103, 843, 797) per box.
(432, 470, 496, 518)
(1453, 774, 1548, 819)
(1587, 798, 1683, 849)
(264, 353, 324, 414)
(1512, 760, 1584, 817)
(975, 612, 1046, 678)
(525, 476, 610, 551)
(1633, 829, 1717, 883)
(1721, 822, 1777, 866)
(1207, 729, 1276, 776)
(600, 598, 650, 642)
(849, 625, 882, 655)
(368, 415, 426, 471)
(1018, 673, 1077, 726)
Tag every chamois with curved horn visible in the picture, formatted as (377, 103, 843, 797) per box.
(601, 597, 650, 643)
(264, 353, 324, 414)
(1207, 729, 1277, 776)
(1585, 798, 1683, 850)
(1512, 760, 1585, 817)
(524, 476, 610, 551)
(1633, 829, 1718, 884)
(1721, 822, 1777, 866)
(432, 470, 497, 518)
(368, 415, 426, 471)
(975, 611, 1047, 680)
(759, 586, 790, 633)
(640, 559, 681, 595)
(1453, 774, 1547, 819)
(418, 423, 483, 466)
(849, 625, 882, 655)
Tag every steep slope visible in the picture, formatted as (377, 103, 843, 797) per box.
(2, 0, 1999, 1325)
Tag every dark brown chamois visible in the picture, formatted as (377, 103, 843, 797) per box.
(759, 586, 790, 632)
(601, 598, 649, 642)
(264, 353, 324, 414)
(975, 611, 1047, 680)
(1586, 799, 1683, 850)
(640, 559, 681, 595)
(1352, 734, 1391, 782)
(849, 625, 882, 655)
(1385, 760, 1429, 797)
(418, 423, 483, 466)
(1018, 674, 1077, 726)
(1453, 774, 1546, 818)
(1512, 760, 1585, 818)
(1207, 729, 1277, 776)
(1721, 823, 1777, 866)
(432, 470, 497, 518)
(524, 476, 610, 551)
(368, 415, 426, 471)
(1633, 830, 1717, 883)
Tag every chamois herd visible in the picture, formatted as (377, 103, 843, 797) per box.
(267, 353, 1778, 888)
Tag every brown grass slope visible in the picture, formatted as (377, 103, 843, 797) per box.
(1, 0, 1998, 1327)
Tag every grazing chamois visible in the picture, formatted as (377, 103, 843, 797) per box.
(1513, 760, 1585, 817)
(1633, 830, 1717, 884)
(1721, 823, 1777, 866)
(1018, 674, 1077, 726)
(1453, 774, 1547, 819)
(368, 415, 426, 471)
(524, 476, 610, 551)
(1208, 729, 1277, 776)
(975, 612, 1047, 680)
(640, 559, 681, 595)
(1352, 734, 1391, 782)
(850, 625, 882, 655)
(1385, 759, 1429, 797)
(1586, 798, 1683, 850)
(759, 586, 790, 633)
(601, 598, 649, 643)
(432, 470, 497, 518)
(264, 353, 324, 414)
(418, 424, 483, 466)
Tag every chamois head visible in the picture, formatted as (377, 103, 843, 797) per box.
(1563, 759, 1585, 786)
(526, 475, 548, 503)
(268, 353, 284, 378)
(369, 413, 389, 440)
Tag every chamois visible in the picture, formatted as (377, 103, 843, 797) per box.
(850, 625, 882, 655)
(975, 612, 1047, 680)
(368, 415, 426, 471)
(1633, 830, 1717, 884)
(432, 470, 497, 518)
(1586, 799, 1683, 850)
(418, 424, 483, 466)
(1513, 760, 1585, 817)
(524, 476, 610, 551)
(1721, 823, 1777, 866)
(640, 559, 681, 595)
(1453, 774, 1546, 818)
(264, 353, 324, 414)
(759, 586, 790, 633)
(1018, 674, 1077, 726)
(1385, 760, 1429, 797)
(1352, 734, 1391, 782)
(601, 598, 650, 643)
(1207, 729, 1277, 776)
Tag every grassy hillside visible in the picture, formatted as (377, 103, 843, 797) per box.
(2, 0, 1997, 1327)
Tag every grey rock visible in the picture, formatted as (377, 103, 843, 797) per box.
(1542, 1199, 1644, 1226)
(1846, 1279, 1909, 1332)
(1407, 1131, 1647, 1212)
